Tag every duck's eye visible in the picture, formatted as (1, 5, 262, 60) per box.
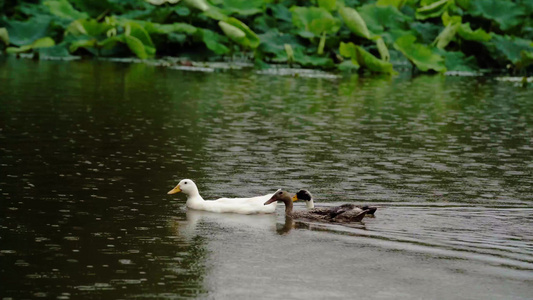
(184, 182, 188, 185)
(278, 192, 282, 195)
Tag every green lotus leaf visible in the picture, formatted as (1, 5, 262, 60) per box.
(394, 35, 446, 72)
(435, 49, 478, 72)
(358, 4, 411, 36)
(338, 60, 361, 71)
(7, 44, 34, 54)
(292, 46, 333, 67)
(517, 50, 533, 69)
(318, 0, 337, 12)
(6, 37, 55, 54)
(455, 0, 470, 10)
(441, 11, 459, 26)
(219, 21, 246, 45)
(25, 36, 55, 48)
(339, 6, 370, 39)
(415, 0, 450, 20)
(69, 0, 120, 18)
(490, 34, 533, 64)
(290, 6, 341, 37)
(339, 41, 360, 67)
(125, 35, 148, 59)
(144, 22, 197, 35)
(468, 0, 524, 31)
(66, 19, 113, 37)
(124, 21, 155, 58)
(258, 30, 303, 62)
(317, 32, 327, 55)
(0, 28, 8, 46)
(225, 17, 260, 48)
(97, 35, 125, 50)
(3, 16, 52, 46)
(410, 22, 442, 44)
(309, 17, 341, 37)
(420, 0, 439, 5)
(433, 16, 461, 49)
(125, 22, 154, 48)
(183, 0, 209, 11)
(284, 44, 294, 63)
(202, 6, 229, 21)
(37, 42, 73, 57)
(354, 45, 395, 74)
(174, 6, 191, 16)
(222, 0, 263, 16)
(200, 29, 230, 55)
(457, 23, 491, 42)
(339, 41, 394, 74)
(43, 0, 88, 20)
(269, 4, 292, 22)
(376, 37, 390, 61)
(69, 38, 97, 52)
(146, 0, 181, 5)
(376, 0, 406, 9)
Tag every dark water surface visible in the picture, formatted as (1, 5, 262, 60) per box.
(1, 58, 532, 299)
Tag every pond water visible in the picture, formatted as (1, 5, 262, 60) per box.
(1, 57, 532, 299)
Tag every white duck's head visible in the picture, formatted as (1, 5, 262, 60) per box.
(167, 179, 199, 196)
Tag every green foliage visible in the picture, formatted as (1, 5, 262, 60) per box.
(225, 17, 260, 49)
(433, 15, 460, 49)
(416, 0, 450, 20)
(354, 45, 395, 74)
(376, 37, 390, 61)
(339, 6, 370, 39)
(318, 0, 337, 12)
(290, 6, 341, 38)
(7, 36, 55, 53)
(222, 0, 263, 16)
(457, 23, 491, 42)
(339, 41, 395, 74)
(436, 49, 478, 72)
(0, 0, 531, 74)
(376, 0, 406, 9)
(489, 34, 533, 65)
(357, 4, 411, 37)
(394, 35, 446, 72)
(44, 0, 88, 20)
(219, 21, 246, 44)
(0, 27, 9, 45)
(3, 16, 52, 46)
(200, 29, 230, 55)
(124, 21, 156, 58)
(258, 30, 302, 62)
(468, 0, 524, 31)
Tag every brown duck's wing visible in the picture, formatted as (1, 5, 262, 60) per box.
(308, 207, 333, 215)
(328, 204, 358, 219)
(293, 211, 330, 221)
(332, 206, 367, 222)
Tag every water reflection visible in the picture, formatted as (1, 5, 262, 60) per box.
(177, 209, 278, 237)
(1, 57, 532, 299)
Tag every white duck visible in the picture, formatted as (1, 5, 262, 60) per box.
(167, 179, 278, 214)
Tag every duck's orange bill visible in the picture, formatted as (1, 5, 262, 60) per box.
(292, 195, 298, 202)
(167, 185, 182, 194)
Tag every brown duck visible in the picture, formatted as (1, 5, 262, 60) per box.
(264, 190, 368, 222)
(294, 189, 378, 215)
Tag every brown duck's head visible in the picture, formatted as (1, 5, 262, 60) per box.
(264, 190, 293, 205)
(294, 189, 313, 202)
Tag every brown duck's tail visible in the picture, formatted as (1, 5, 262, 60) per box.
(360, 205, 377, 215)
